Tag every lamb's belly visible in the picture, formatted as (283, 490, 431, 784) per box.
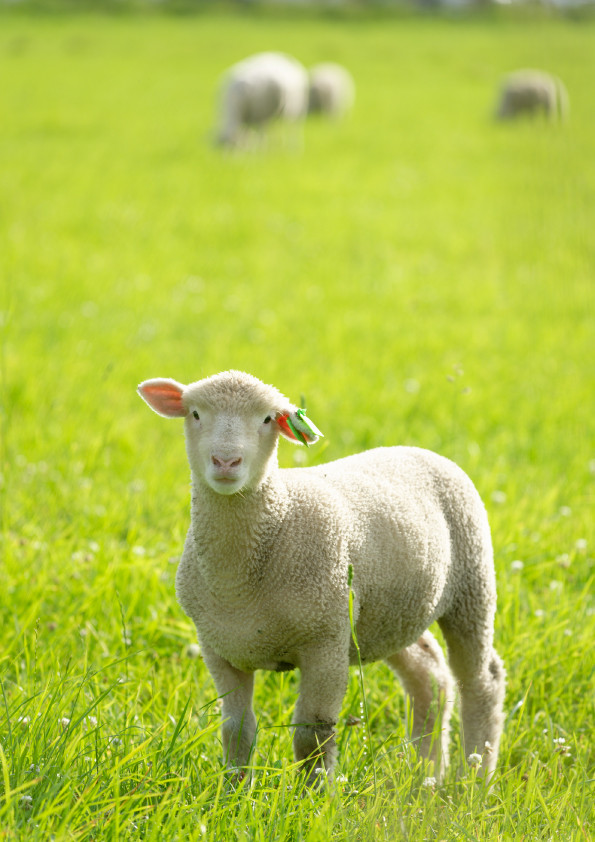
(352, 575, 447, 664)
(196, 613, 301, 673)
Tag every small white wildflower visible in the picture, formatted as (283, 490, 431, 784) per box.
(422, 776, 437, 788)
(85, 716, 98, 729)
(557, 553, 571, 568)
(29, 764, 41, 774)
(510, 560, 524, 572)
(122, 634, 132, 647)
(88, 541, 100, 553)
(491, 491, 507, 505)
(18, 716, 30, 727)
(199, 825, 207, 836)
(110, 736, 122, 747)
(132, 545, 147, 557)
(336, 774, 348, 783)
(559, 506, 572, 517)
(575, 539, 587, 552)
(484, 741, 493, 755)
(468, 753, 482, 767)
(404, 378, 420, 394)
(564, 628, 572, 637)
(185, 643, 201, 659)
(549, 580, 562, 591)
(553, 737, 566, 745)
(534, 609, 545, 618)
(60, 717, 71, 730)
(19, 795, 33, 808)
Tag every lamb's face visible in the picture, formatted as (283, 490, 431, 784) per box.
(138, 371, 322, 497)
(183, 403, 280, 496)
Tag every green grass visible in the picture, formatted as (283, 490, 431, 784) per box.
(1, 8, 594, 840)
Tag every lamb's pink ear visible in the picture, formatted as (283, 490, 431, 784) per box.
(137, 379, 187, 418)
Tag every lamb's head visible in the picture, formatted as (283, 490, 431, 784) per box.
(138, 370, 323, 496)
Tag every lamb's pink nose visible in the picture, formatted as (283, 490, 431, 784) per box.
(212, 455, 243, 471)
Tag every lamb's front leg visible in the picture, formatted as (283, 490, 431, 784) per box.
(200, 642, 256, 775)
(293, 643, 349, 784)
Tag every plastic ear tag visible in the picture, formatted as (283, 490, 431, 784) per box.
(277, 410, 324, 446)
(295, 409, 324, 442)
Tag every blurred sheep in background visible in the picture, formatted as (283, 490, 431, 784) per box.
(494, 69, 569, 122)
(215, 52, 309, 149)
(308, 62, 355, 119)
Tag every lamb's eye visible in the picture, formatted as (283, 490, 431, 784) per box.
(264, 415, 272, 424)
(193, 411, 200, 420)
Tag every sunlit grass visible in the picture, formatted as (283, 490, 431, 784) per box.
(1, 8, 594, 840)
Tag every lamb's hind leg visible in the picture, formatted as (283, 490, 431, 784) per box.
(385, 630, 456, 780)
(439, 618, 506, 780)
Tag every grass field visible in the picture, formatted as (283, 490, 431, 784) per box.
(1, 6, 594, 840)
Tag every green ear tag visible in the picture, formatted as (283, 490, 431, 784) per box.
(295, 408, 324, 439)
(286, 415, 309, 446)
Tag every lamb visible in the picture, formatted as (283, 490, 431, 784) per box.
(138, 370, 505, 784)
(215, 52, 309, 148)
(495, 69, 569, 121)
(308, 62, 355, 118)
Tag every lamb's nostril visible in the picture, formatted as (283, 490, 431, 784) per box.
(212, 455, 242, 470)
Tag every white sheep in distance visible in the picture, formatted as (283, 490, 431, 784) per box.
(138, 370, 506, 784)
(495, 69, 569, 121)
(215, 52, 309, 149)
(308, 62, 355, 118)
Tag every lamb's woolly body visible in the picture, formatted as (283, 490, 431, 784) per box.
(216, 53, 309, 148)
(138, 370, 505, 784)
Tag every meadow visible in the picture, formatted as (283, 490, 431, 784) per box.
(0, 6, 594, 839)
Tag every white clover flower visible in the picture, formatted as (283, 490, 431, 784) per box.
(404, 379, 420, 394)
(553, 737, 566, 745)
(510, 560, 524, 572)
(484, 741, 493, 755)
(534, 609, 545, 618)
(60, 717, 71, 730)
(18, 716, 30, 727)
(549, 580, 562, 591)
(132, 545, 147, 557)
(19, 795, 33, 808)
(422, 776, 437, 788)
(85, 716, 98, 729)
(467, 753, 482, 767)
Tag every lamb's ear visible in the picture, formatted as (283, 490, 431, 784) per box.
(276, 409, 324, 447)
(137, 378, 187, 418)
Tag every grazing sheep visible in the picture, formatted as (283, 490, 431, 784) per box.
(138, 371, 505, 784)
(215, 52, 309, 149)
(495, 69, 569, 121)
(308, 62, 355, 118)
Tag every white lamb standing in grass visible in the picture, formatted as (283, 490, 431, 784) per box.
(215, 52, 309, 149)
(138, 370, 505, 784)
(308, 62, 355, 118)
(495, 69, 569, 121)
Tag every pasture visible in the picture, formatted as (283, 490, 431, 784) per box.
(0, 7, 593, 840)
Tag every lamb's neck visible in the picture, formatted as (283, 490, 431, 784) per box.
(188, 471, 289, 594)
